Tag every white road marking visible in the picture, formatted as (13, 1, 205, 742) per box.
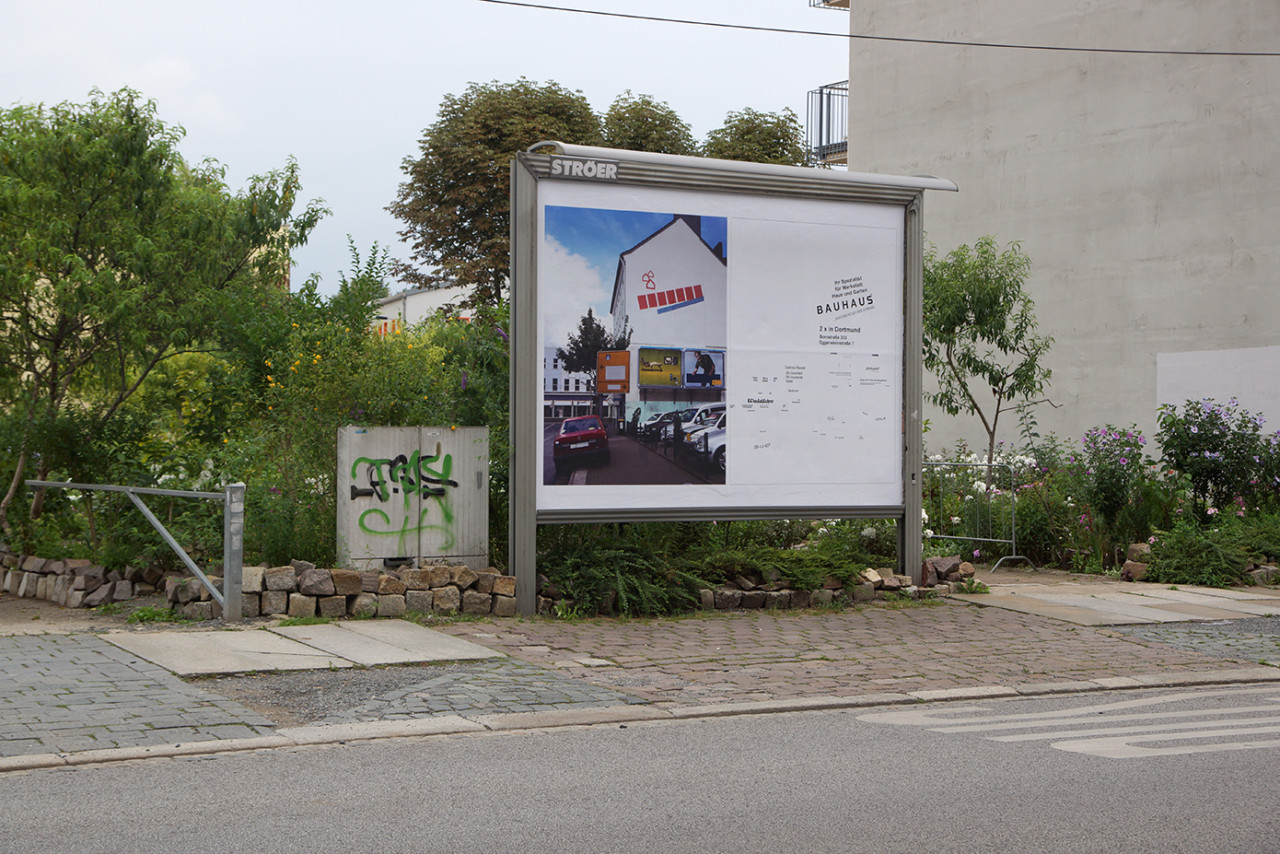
(860, 686, 1280, 758)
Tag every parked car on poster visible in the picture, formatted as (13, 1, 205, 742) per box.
(552, 415, 610, 476)
(662, 402, 726, 442)
(690, 413, 726, 473)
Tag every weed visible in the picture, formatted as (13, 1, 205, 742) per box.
(276, 615, 331, 627)
(953, 577, 990, 594)
(126, 605, 191, 625)
(94, 602, 126, 616)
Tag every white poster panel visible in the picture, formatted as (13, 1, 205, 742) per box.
(536, 179, 903, 512)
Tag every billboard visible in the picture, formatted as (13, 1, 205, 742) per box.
(510, 145, 953, 611)
(534, 178, 907, 512)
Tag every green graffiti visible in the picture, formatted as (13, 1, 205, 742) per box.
(350, 444, 460, 554)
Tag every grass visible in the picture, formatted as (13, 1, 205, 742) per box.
(126, 605, 191, 625)
(275, 615, 331, 627)
(953, 577, 991, 594)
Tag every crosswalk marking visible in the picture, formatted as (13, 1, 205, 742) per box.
(859, 685, 1280, 758)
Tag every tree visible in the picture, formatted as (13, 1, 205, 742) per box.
(602, 91, 698, 155)
(0, 89, 325, 532)
(388, 79, 602, 305)
(922, 236, 1054, 468)
(702, 107, 808, 166)
(556, 308, 631, 399)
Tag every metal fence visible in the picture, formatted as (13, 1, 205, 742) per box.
(921, 462, 1030, 570)
(806, 80, 849, 165)
(25, 480, 245, 622)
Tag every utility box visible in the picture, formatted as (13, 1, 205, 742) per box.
(337, 426, 489, 571)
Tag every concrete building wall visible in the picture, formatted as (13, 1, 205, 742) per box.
(844, 1, 1280, 451)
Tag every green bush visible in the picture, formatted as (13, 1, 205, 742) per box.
(1145, 515, 1251, 587)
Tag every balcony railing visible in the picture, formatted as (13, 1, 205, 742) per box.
(806, 81, 848, 165)
(808, 0, 849, 8)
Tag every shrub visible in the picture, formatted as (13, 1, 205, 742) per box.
(1145, 516, 1251, 587)
(1157, 398, 1272, 513)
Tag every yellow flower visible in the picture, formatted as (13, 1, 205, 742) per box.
(266, 375, 273, 382)
(265, 360, 272, 367)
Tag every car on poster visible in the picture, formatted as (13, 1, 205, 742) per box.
(552, 415, 610, 476)
(690, 413, 727, 474)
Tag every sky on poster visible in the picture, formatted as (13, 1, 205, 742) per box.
(542, 206, 728, 348)
(4, 0, 850, 296)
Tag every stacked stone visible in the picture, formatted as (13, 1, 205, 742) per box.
(165, 558, 518, 621)
(919, 555, 978, 590)
(535, 557, 979, 616)
(0, 552, 168, 609)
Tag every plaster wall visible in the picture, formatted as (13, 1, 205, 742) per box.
(845, 0, 1279, 452)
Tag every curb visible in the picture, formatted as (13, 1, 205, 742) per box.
(4, 666, 1278, 774)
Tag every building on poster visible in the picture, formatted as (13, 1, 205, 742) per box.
(540, 207, 728, 488)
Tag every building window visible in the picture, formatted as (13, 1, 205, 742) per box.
(552, 378, 558, 391)
(574, 378, 581, 391)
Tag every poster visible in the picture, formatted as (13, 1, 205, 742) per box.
(535, 179, 903, 511)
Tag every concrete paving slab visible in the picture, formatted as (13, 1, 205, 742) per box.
(955, 581, 1280, 625)
(949, 590, 1145, 625)
(1033, 591, 1197, 623)
(1130, 587, 1280, 617)
(271, 621, 503, 665)
(335, 618, 507, 660)
(101, 629, 354, 676)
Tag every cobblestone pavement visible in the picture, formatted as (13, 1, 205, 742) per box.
(1110, 616, 1280, 664)
(438, 599, 1272, 706)
(5, 593, 1280, 761)
(204, 659, 647, 728)
(0, 633, 274, 758)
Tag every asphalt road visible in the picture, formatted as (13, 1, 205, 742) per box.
(4, 684, 1277, 854)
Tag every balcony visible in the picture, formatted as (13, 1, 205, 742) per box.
(808, 0, 849, 7)
(806, 81, 848, 165)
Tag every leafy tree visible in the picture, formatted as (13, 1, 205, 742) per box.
(0, 89, 325, 532)
(388, 79, 602, 305)
(602, 91, 698, 155)
(702, 107, 808, 166)
(556, 308, 631, 392)
(922, 236, 1053, 468)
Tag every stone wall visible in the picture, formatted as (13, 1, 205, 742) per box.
(0, 550, 517, 621)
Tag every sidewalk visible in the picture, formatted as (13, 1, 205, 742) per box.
(2, 569, 1278, 772)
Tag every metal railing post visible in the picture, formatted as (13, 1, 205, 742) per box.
(223, 482, 245, 623)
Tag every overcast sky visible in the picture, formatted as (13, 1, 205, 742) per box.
(5, 0, 850, 295)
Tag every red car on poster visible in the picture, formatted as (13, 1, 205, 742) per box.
(552, 415, 611, 476)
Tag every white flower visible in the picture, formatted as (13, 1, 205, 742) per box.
(921, 508, 929, 523)
(861, 526, 877, 539)
(923, 528, 934, 539)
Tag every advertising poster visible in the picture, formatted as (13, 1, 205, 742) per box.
(682, 349, 725, 388)
(637, 347, 683, 387)
(536, 179, 903, 511)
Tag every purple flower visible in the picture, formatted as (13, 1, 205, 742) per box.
(494, 325, 508, 342)
(461, 371, 468, 391)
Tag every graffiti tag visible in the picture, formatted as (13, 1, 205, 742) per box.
(350, 445, 460, 554)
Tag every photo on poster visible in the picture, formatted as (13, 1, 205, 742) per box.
(682, 349, 725, 388)
(637, 346, 682, 387)
(541, 205, 728, 488)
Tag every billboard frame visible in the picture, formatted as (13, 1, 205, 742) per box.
(511, 143, 956, 615)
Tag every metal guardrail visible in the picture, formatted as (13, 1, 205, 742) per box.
(25, 480, 245, 622)
(921, 462, 1030, 570)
